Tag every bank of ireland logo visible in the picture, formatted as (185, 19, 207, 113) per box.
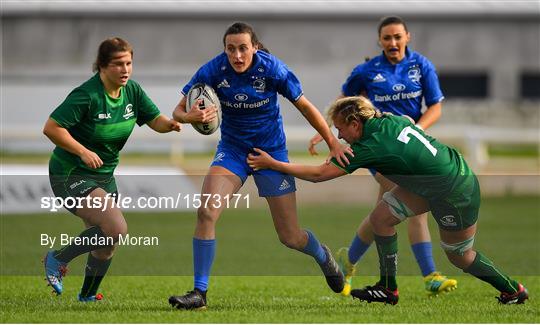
(235, 93, 248, 101)
(392, 83, 406, 92)
(408, 67, 422, 84)
(441, 215, 457, 227)
(123, 104, 134, 119)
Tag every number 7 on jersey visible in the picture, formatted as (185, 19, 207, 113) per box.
(397, 126, 438, 156)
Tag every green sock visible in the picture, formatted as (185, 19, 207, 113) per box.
(54, 226, 112, 263)
(464, 251, 519, 293)
(374, 233, 398, 290)
(80, 253, 112, 297)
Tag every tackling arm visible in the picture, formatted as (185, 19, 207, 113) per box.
(247, 148, 347, 183)
(146, 114, 181, 133)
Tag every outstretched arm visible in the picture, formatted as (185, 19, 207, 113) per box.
(147, 114, 181, 133)
(247, 148, 347, 183)
(293, 95, 353, 167)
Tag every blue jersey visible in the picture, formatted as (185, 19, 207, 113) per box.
(342, 48, 444, 122)
(182, 51, 303, 151)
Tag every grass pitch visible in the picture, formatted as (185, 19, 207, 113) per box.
(1, 196, 539, 323)
(1, 275, 538, 323)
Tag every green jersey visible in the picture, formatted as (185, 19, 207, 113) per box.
(50, 74, 160, 174)
(332, 115, 474, 200)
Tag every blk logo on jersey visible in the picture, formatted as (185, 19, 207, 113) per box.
(98, 113, 112, 120)
(123, 104, 134, 119)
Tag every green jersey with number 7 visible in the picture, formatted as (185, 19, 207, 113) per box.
(331, 114, 477, 205)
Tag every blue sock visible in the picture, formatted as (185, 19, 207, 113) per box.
(348, 234, 371, 264)
(301, 230, 327, 264)
(193, 238, 216, 292)
(411, 241, 436, 276)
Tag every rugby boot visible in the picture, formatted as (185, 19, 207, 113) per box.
(497, 283, 529, 304)
(43, 251, 68, 295)
(351, 283, 399, 305)
(78, 293, 103, 302)
(424, 271, 457, 296)
(336, 247, 356, 296)
(169, 289, 207, 310)
(318, 244, 345, 293)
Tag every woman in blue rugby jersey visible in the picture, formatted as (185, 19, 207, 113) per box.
(168, 22, 351, 310)
(309, 16, 457, 296)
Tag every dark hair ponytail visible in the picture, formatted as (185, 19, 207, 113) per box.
(93, 37, 133, 72)
(377, 16, 408, 36)
(223, 22, 265, 49)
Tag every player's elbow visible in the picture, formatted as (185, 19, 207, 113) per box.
(310, 171, 329, 183)
(309, 166, 341, 183)
(42, 122, 53, 138)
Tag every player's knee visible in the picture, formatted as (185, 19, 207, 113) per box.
(277, 232, 304, 250)
(441, 237, 475, 269)
(445, 249, 475, 270)
(101, 220, 128, 241)
(197, 206, 219, 225)
(382, 191, 414, 222)
(408, 213, 428, 226)
(368, 211, 392, 229)
(92, 246, 116, 260)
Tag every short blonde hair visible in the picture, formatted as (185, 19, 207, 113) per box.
(327, 96, 381, 126)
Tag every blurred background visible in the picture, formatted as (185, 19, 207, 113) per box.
(2, 0, 539, 169)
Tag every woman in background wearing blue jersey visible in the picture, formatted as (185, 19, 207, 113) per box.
(169, 22, 351, 310)
(309, 16, 456, 296)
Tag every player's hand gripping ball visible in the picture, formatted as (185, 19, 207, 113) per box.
(186, 83, 222, 135)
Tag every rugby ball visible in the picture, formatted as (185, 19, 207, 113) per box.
(186, 83, 222, 135)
